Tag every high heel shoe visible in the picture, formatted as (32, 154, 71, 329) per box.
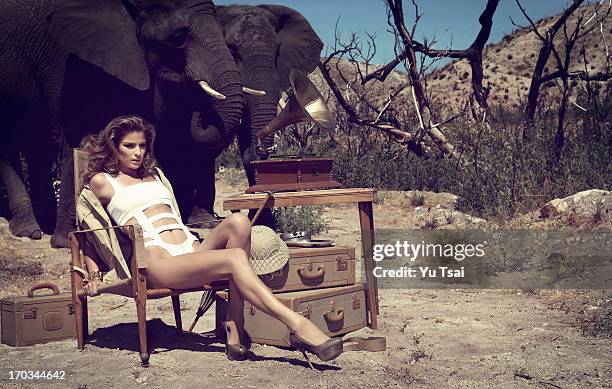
(289, 333, 344, 363)
(222, 321, 248, 361)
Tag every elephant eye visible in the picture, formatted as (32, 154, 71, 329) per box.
(168, 28, 189, 48)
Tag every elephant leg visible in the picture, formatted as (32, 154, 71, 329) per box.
(0, 148, 42, 239)
(24, 132, 58, 235)
(51, 144, 75, 248)
(189, 156, 219, 224)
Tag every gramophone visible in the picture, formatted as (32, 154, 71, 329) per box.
(246, 69, 344, 193)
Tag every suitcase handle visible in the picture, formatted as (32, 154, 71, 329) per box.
(297, 264, 325, 281)
(27, 282, 60, 297)
(324, 308, 344, 323)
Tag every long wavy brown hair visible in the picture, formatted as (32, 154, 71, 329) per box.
(81, 115, 157, 184)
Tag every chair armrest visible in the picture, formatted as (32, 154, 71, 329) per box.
(71, 223, 138, 235)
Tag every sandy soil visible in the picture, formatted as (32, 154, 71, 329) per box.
(0, 170, 610, 388)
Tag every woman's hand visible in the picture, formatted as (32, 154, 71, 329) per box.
(83, 278, 102, 297)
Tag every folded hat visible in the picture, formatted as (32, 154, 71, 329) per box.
(249, 225, 289, 275)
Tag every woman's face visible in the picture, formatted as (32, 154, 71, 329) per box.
(116, 131, 146, 172)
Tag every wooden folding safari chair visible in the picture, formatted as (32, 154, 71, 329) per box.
(69, 148, 226, 365)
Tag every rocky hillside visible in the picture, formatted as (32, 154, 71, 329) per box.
(312, 3, 610, 116)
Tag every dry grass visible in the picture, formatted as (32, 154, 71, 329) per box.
(537, 289, 612, 338)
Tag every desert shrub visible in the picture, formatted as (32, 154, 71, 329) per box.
(322, 92, 610, 220)
(272, 206, 328, 234)
(409, 192, 425, 206)
(507, 54, 513, 60)
(422, 218, 438, 229)
(216, 139, 243, 169)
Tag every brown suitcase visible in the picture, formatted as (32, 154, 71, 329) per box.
(1, 283, 76, 347)
(261, 246, 356, 293)
(217, 284, 367, 347)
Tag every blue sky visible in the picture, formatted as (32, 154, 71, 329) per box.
(215, 0, 581, 64)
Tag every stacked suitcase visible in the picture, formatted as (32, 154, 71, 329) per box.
(217, 246, 366, 346)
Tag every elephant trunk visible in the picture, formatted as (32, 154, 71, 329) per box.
(242, 54, 281, 158)
(186, 33, 244, 150)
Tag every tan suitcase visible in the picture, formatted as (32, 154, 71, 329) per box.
(217, 284, 367, 347)
(260, 246, 356, 293)
(1, 283, 76, 347)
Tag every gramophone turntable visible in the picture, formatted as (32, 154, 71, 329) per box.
(246, 69, 343, 193)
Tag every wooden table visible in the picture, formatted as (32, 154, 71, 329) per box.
(223, 188, 380, 329)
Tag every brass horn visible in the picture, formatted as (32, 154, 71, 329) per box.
(255, 69, 335, 140)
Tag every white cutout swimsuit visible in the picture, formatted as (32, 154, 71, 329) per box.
(103, 173, 198, 256)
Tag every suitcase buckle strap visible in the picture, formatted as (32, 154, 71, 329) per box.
(336, 256, 348, 271)
(352, 294, 361, 309)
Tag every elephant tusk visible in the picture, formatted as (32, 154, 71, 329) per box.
(198, 81, 226, 100)
(242, 87, 266, 96)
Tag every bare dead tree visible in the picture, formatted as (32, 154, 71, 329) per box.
(515, 0, 611, 141)
(364, 0, 499, 110)
(317, 0, 501, 162)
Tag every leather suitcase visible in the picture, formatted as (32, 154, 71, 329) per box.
(217, 284, 367, 347)
(260, 246, 356, 293)
(1, 283, 76, 347)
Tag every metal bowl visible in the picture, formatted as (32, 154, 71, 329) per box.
(279, 231, 312, 242)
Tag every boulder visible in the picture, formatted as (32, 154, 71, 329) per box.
(539, 189, 610, 222)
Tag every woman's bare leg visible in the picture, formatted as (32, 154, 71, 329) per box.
(146, 215, 329, 346)
(196, 214, 249, 346)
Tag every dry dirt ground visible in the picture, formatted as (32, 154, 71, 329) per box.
(0, 170, 610, 388)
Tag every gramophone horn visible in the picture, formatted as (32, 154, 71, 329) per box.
(255, 69, 335, 140)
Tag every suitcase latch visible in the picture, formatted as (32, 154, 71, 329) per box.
(352, 295, 361, 309)
(249, 306, 256, 316)
(298, 305, 312, 319)
(336, 256, 348, 271)
(24, 307, 37, 320)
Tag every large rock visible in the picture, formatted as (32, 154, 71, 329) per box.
(539, 189, 611, 222)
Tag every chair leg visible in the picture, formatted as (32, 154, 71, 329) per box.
(135, 296, 149, 366)
(74, 296, 86, 350)
(82, 298, 89, 341)
(171, 295, 183, 335)
(214, 295, 226, 341)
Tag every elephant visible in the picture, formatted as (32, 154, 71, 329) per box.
(0, 0, 246, 248)
(0, 0, 71, 243)
(215, 4, 324, 189)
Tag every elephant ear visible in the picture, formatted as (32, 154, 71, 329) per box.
(258, 5, 323, 91)
(49, 0, 149, 90)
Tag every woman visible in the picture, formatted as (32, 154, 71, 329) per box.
(80, 115, 343, 363)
